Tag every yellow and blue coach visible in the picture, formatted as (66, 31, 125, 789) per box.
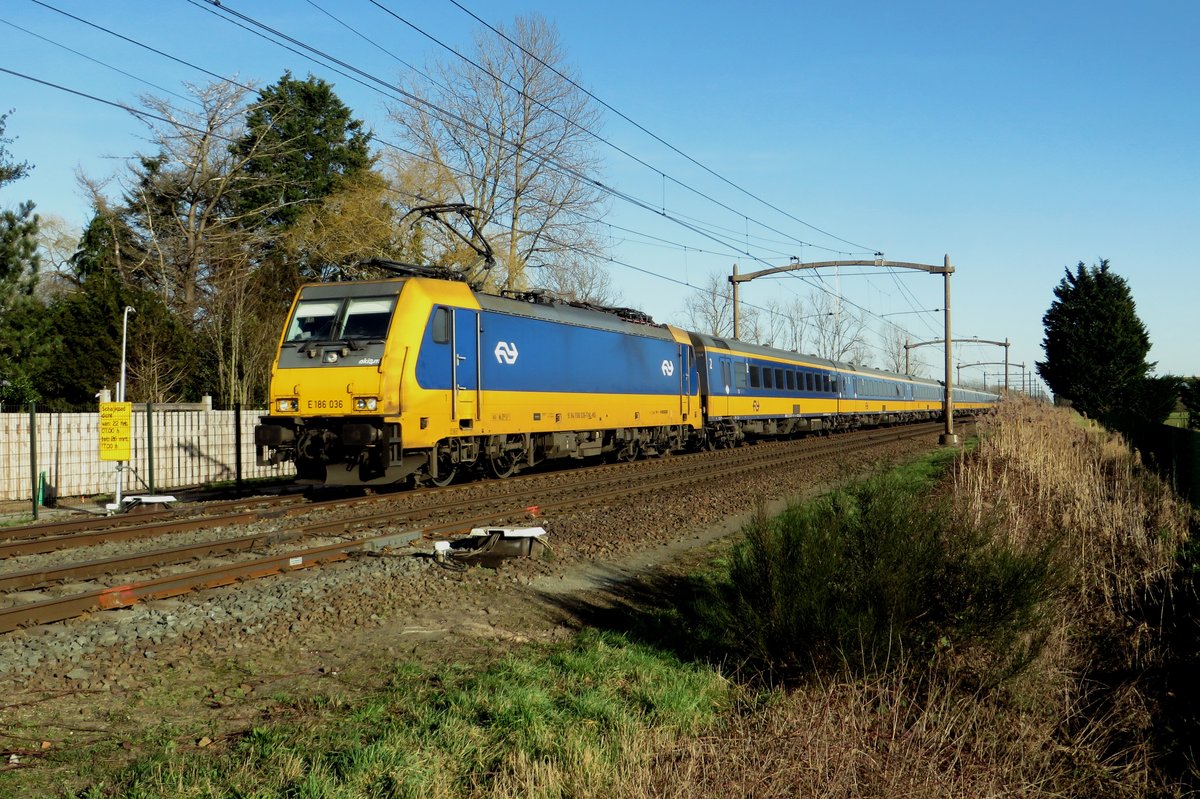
(689, 333, 997, 444)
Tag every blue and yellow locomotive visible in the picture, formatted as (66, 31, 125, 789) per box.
(255, 265, 998, 487)
(255, 266, 702, 486)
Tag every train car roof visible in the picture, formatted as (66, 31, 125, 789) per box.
(688, 331, 842, 370)
(296, 279, 406, 298)
(294, 277, 675, 341)
(688, 331, 952, 389)
(474, 289, 677, 341)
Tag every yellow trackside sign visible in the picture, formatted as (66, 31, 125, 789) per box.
(99, 402, 132, 461)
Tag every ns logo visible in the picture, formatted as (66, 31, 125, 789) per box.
(661, 360, 675, 376)
(494, 341, 519, 365)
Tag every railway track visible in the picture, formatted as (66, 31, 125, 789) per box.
(0, 422, 948, 633)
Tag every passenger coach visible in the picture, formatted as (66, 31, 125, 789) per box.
(689, 333, 996, 445)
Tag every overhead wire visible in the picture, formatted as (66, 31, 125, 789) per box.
(191, 0, 935, 342)
(184, 0, 800, 270)
(444, 0, 879, 254)
(362, 0, 856, 257)
(9, 2, 943, 355)
(0, 16, 194, 106)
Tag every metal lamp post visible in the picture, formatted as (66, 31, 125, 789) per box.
(114, 305, 134, 508)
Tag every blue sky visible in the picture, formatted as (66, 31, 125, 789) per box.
(2, 1, 1197, 387)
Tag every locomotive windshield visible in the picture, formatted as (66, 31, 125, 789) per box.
(285, 296, 397, 343)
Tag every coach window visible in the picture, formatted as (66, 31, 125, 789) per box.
(774, 368, 784, 390)
(804, 372, 812, 392)
(749, 365, 761, 388)
(823, 374, 831, 393)
(786, 371, 795, 390)
(831, 377, 838, 393)
(431, 307, 451, 344)
(736, 363, 748, 389)
(762, 367, 773, 389)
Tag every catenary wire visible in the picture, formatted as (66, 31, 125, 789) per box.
(6, 7, 945, 357)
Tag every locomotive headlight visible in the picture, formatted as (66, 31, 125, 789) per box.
(277, 398, 299, 412)
(353, 397, 379, 411)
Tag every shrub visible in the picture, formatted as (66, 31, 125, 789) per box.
(708, 472, 1057, 680)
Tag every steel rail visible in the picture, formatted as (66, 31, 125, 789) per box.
(0, 537, 388, 633)
(0, 511, 263, 559)
(0, 421, 954, 633)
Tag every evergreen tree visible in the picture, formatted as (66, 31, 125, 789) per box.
(1036, 260, 1152, 424)
(1181, 377, 1200, 431)
(0, 110, 31, 187)
(0, 200, 39, 314)
(41, 206, 199, 406)
(231, 72, 373, 233)
(0, 110, 45, 405)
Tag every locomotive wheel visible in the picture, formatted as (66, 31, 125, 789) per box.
(428, 450, 458, 487)
(429, 464, 457, 487)
(487, 434, 524, 479)
(616, 440, 641, 462)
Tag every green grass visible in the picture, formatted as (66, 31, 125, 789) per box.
(55, 630, 730, 799)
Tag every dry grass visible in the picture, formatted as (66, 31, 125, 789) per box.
(955, 398, 1187, 619)
(649, 667, 1061, 799)
(644, 399, 1194, 799)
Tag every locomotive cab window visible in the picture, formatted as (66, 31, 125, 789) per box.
(285, 296, 397, 343)
(341, 297, 396, 340)
(285, 300, 339, 342)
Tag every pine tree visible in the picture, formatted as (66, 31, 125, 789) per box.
(231, 72, 373, 232)
(0, 110, 44, 405)
(1036, 259, 1152, 424)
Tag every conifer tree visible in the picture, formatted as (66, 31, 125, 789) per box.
(1036, 259, 1152, 424)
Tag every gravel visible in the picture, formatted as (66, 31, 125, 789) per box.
(0, 429, 945, 708)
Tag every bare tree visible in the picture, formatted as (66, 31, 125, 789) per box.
(116, 80, 291, 404)
(762, 295, 827, 352)
(681, 271, 737, 338)
(530, 260, 619, 305)
(879, 325, 910, 374)
(388, 14, 606, 291)
(809, 290, 869, 364)
(33, 214, 80, 299)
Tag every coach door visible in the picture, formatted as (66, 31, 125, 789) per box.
(451, 309, 481, 426)
(710, 355, 733, 417)
(678, 345, 693, 420)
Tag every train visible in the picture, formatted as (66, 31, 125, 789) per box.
(254, 263, 999, 487)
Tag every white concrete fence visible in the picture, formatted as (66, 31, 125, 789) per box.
(0, 398, 294, 503)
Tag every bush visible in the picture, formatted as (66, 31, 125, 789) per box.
(708, 473, 1057, 680)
